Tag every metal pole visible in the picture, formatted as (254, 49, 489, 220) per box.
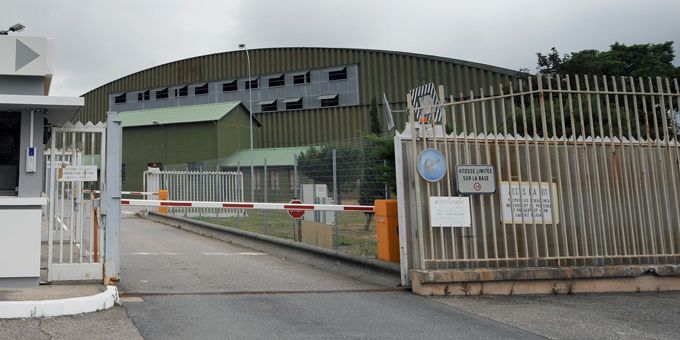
(240, 44, 255, 203)
(383, 159, 389, 199)
(264, 157, 268, 234)
(103, 112, 122, 285)
(294, 155, 300, 241)
(294, 155, 299, 199)
(333, 149, 339, 250)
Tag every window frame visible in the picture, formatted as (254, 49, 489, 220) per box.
(261, 100, 278, 112)
(245, 78, 259, 90)
(292, 71, 311, 85)
(268, 74, 285, 87)
(175, 85, 188, 97)
(114, 93, 126, 104)
(320, 95, 339, 108)
(194, 83, 209, 95)
(155, 88, 169, 99)
(285, 98, 303, 110)
(137, 90, 150, 101)
(222, 80, 238, 92)
(328, 67, 347, 81)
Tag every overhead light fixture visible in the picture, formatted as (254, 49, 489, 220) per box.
(0, 23, 25, 35)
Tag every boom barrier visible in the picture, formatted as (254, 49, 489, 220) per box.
(120, 199, 375, 212)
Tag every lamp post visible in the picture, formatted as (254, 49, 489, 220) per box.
(0, 23, 25, 35)
(239, 43, 255, 202)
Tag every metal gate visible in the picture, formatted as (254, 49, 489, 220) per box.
(396, 75, 680, 283)
(46, 122, 106, 281)
(144, 170, 244, 217)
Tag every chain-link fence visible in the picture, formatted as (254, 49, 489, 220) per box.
(159, 135, 395, 258)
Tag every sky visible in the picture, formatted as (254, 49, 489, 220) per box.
(3, 0, 679, 97)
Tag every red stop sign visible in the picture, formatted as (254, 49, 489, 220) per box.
(286, 199, 306, 220)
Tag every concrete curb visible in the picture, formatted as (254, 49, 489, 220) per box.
(146, 212, 401, 276)
(0, 286, 119, 319)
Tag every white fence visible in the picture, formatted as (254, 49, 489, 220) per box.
(144, 170, 244, 217)
(46, 122, 105, 281)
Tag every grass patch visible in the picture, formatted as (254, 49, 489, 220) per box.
(192, 210, 377, 258)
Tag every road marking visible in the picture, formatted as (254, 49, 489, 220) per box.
(120, 296, 144, 303)
(202, 252, 267, 256)
(121, 287, 406, 297)
(125, 252, 267, 256)
(126, 252, 180, 255)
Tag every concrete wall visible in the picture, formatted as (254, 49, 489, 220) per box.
(0, 75, 44, 95)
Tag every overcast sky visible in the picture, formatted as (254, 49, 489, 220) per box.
(3, 0, 679, 97)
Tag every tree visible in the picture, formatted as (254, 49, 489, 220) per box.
(296, 144, 362, 203)
(536, 42, 680, 78)
(530, 42, 680, 140)
(368, 96, 383, 135)
(358, 134, 396, 230)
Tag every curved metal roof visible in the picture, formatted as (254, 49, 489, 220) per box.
(82, 47, 518, 96)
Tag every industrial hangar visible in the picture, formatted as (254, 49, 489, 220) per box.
(78, 47, 519, 190)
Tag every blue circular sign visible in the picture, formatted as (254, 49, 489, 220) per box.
(417, 148, 447, 182)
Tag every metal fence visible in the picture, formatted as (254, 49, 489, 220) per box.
(396, 75, 680, 271)
(144, 170, 244, 217)
(46, 122, 105, 281)
(156, 137, 394, 258)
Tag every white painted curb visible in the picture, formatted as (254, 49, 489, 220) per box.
(0, 285, 119, 319)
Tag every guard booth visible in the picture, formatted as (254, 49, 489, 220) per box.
(0, 36, 84, 287)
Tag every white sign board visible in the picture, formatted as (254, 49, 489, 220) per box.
(429, 196, 471, 227)
(455, 165, 496, 194)
(500, 181, 559, 224)
(59, 165, 98, 182)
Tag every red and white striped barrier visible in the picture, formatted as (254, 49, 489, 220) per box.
(120, 199, 375, 212)
(84, 190, 159, 196)
(122, 191, 159, 196)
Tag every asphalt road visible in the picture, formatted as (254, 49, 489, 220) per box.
(5, 213, 678, 339)
(119, 215, 540, 339)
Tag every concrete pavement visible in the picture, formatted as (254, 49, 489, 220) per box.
(0, 307, 142, 340)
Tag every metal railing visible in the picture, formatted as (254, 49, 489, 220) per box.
(144, 170, 244, 217)
(396, 75, 680, 271)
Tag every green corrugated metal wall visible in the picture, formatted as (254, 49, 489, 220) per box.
(80, 47, 518, 147)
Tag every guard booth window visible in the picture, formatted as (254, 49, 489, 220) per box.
(0, 113, 21, 196)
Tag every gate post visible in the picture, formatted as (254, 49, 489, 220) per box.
(102, 112, 122, 285)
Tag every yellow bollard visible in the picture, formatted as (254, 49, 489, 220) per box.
(158, 189, 169, 214)
(375, 199, 399, 263)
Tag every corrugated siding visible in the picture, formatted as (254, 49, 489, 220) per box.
(80, 48, 516, 146)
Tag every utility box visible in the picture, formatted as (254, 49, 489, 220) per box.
(375, 199, 399, 263)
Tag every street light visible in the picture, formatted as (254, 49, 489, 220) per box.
(0, 23, 25, 35)
(239, 43, 255, 202)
